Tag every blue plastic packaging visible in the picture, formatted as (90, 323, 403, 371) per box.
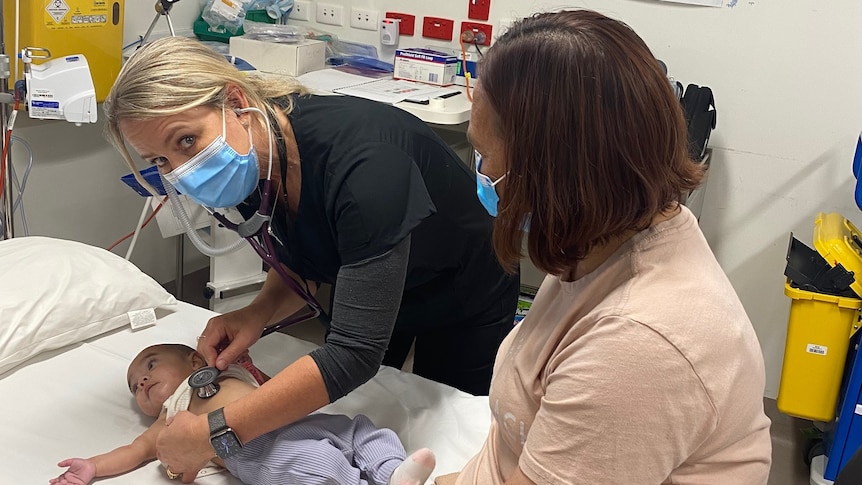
(853, 132, 862, 211)
(120, 166, 173, 197)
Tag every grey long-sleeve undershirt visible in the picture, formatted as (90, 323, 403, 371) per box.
(308, 235, 411, 402)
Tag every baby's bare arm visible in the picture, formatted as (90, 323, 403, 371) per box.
(89, 413, 167, 478)
(52, 414, 167, 484)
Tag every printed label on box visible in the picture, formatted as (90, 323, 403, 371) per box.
(806, 343, 828, 356)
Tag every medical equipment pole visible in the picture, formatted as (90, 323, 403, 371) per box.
(0, 2, 12, 239)
(140, 0, 181, 47)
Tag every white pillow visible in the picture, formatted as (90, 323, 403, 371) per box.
(0, 236, 177, 375)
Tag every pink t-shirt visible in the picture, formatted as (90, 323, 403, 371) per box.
(456, 206, 772, 484)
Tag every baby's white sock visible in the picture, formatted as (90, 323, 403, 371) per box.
(388, 448, 436, 485)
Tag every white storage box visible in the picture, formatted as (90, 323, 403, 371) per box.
(229, 36, 325, 77)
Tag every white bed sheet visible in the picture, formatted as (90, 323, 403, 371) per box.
(0, 301, 490, 484)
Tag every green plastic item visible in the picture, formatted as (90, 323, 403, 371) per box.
(193, 10, 276, 44)
(246, 10, 276, 23)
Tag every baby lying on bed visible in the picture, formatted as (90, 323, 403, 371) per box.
(50, 343, 435, 485)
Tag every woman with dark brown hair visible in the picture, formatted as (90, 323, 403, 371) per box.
(440, 9, 772, 485)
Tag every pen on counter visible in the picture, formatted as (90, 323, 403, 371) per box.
(402, 91, 461, 105)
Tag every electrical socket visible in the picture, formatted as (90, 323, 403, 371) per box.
(460, 21, 493, 46)
(289, 0, 311, 21)
(317, 3, 344, 26)
(384, 12, 415, 36)
(468, 0, 491, 21)
(350, 8, 379, 31)
(422, 17, 454, 41)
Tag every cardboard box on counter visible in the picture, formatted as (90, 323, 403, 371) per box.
(394, 48, 458, 87)
(229, 36, 326, 77)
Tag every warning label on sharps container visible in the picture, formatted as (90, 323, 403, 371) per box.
(46, 0, 70, 23)
(46, 0, 108, 29)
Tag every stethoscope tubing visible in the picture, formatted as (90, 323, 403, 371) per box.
(211, 178, 328, 338)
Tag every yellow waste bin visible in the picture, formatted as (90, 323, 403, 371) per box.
(777, 282, 861, 422)
(778, 212, 862, 422)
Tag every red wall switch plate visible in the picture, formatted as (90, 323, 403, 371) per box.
(422, 17, 454, 41)
(468, 0, 491, 21)
(460, 21, 493, 46)
(384, 12, 416, 36)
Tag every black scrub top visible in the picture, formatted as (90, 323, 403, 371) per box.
(240, 94, 510, 323)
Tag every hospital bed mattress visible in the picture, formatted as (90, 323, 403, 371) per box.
(0, 301, 490, 484)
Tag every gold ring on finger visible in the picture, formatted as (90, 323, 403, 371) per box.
(166, 467, 182, 480)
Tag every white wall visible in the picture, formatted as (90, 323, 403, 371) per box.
(122, 0, 202, 45)
(12, 0, 862, 398)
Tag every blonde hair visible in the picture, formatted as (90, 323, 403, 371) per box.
(103, 36, 309, 195)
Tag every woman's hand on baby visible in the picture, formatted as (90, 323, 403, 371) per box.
(157, 411, 213, 484)
(50, 458, 95, 485)
(198, 306, 267, 371)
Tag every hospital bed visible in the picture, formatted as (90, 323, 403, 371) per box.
(0, 236, 490, 484)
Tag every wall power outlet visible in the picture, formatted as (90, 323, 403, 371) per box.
(350, 8, 379, 31)
(317, 3, 344, 26)
(289, 0, 311, 21)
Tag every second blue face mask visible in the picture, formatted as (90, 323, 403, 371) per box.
(164, 107, 260, 208)
(474, 150, 507, 217)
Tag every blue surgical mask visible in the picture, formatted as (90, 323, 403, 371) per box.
(164, 107, 261, 208)
(474, 149, 507, 217)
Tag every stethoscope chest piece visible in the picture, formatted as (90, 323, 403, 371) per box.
(188, 366, 221, 399)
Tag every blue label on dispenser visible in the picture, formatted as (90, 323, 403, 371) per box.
(31, 100, 60, 108)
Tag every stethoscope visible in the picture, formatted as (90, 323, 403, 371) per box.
(187, 180, 324, 399)
(155, 104, 331, 399)
(188, 366, 221, 399)
(208, 105, 329, 339)
(210, 182, 327, 339)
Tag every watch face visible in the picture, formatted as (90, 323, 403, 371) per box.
(211, 430, 242, 459)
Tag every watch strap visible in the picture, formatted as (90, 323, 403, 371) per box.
(208, 407, 228, 434)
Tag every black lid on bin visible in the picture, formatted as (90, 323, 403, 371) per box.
(785, 233, 856, 297)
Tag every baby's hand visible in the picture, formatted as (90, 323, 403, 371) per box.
(49, 458, 96, 485)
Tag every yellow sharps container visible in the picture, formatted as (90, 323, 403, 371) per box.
(3, 0, 125, 102)
(778, 283, 860, 421)
(777, 213, 862, 422)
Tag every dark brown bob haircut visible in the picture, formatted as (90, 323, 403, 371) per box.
(479, 10, 704, 275)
